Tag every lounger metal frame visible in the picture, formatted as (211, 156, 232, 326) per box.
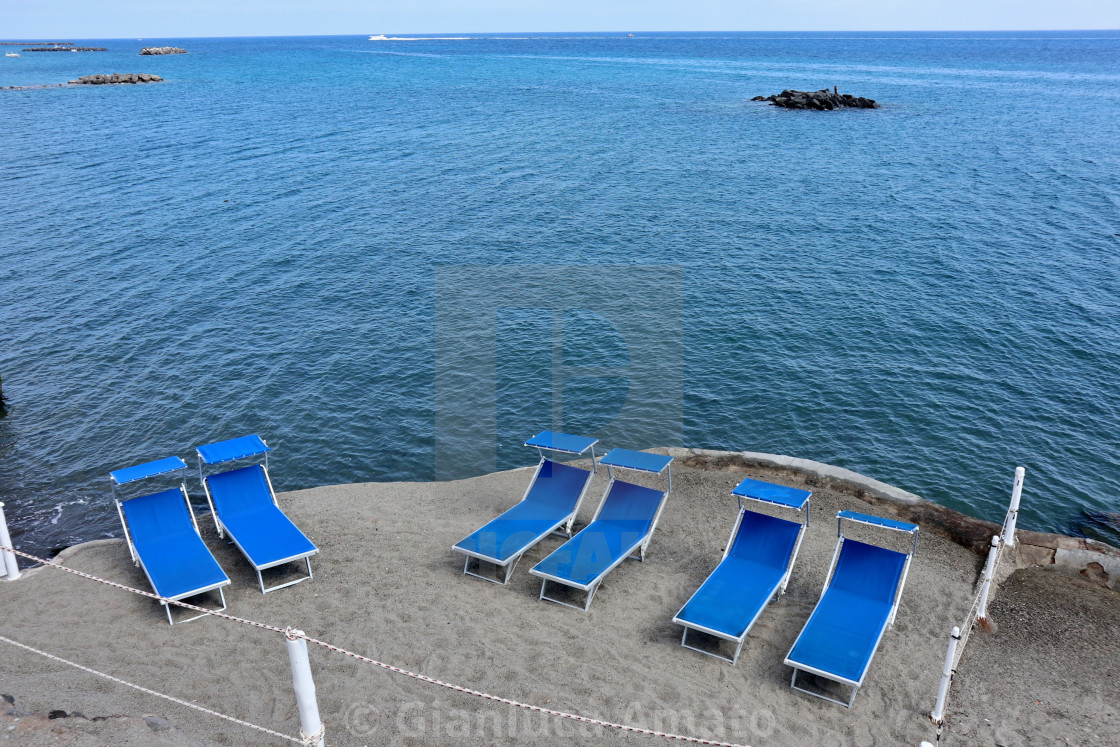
(786, 511, 919, 708)
(673, 485, 811, 665)
(111, 460, 228, 625)
(533, 451, 672, 611)
(197, 438, 316, 594)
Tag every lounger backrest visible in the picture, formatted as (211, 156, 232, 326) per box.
(596, 480, 664, 532)
(728, 510, 802, 569)
(525, 460, 590, 513)
(829, 539, 907, 604)
(121, 488, 195, 546)
(205, 465, 274, 519)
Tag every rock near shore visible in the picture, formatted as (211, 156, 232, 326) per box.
(68, 73, 163, 85)
(139, 47, 186, 55)
(752, 89, 879, 110)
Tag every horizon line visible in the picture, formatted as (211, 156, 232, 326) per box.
(3, 29, 1120, 41)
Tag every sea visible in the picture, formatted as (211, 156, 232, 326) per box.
(1, 32, 1118, 557)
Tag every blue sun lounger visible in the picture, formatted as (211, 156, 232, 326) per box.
(453, 431, 599, 584)
(673, 477, 811, 664)
(785, 510, 919, 707)
(111, 456, 230, 625)
(529, 448, 673, 611)
(197, 435, 318, 594)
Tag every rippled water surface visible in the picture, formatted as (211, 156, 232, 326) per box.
(1, 32, 1118, 555)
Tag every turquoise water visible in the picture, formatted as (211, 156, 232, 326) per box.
(1, 32, 1118, 555)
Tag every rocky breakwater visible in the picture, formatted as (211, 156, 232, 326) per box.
(139, 47, 186, 55)
(69, 73, 163, 85)
(752, 89, 879, 110)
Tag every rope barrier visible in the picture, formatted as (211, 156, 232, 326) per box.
(1, 544, 754, 747)
(929, 497, 1018, 738)
(300, 631, 752, 746)
(0, 633, 307, 745)
(1, 545, 287, 633)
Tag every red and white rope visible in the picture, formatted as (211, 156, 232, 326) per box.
(1, 545, 287, 634)
(1, 545, 753, 747)
(300, 631, 752, 746)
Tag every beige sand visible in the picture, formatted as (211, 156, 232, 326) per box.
(0, 460, 1088, 746)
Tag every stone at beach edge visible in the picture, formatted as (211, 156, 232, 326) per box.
(68, 74, 163, 85)
(752, 89, 879, 110)
(139, 47, 187, 55)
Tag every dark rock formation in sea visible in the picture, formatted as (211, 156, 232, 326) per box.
(68, 74, 163, 85)
(139, 47, 186, 55)
(23, 47, 108, 52)
(751, 89, 879, 110)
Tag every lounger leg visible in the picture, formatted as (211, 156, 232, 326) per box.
(257, 568, 266, 595)
(164, 601, 174, 626)
(583, 583, 597, 611)
(680, 627, 741, 665)
(539, 579, 595, 611)
(463, 555, 517, 585)
(306, 557, 313, 580)
(731, 639, 745, 666)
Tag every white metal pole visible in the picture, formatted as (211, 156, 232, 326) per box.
(977, 534, 1000, 621)
(0, 502, 20, 581)
(285, 628, 324, 747)
(1003, 466, 1025, 548)
(930, 626, 960, 724)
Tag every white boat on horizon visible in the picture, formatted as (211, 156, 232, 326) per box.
(369, 35, 389, 41)
(4, 52, 19, 58)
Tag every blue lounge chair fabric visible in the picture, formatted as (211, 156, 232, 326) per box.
(453, 458, 595, 583)
(453, 431, 598, 585)
(731, 477, 811, 511)
(196, 434, 270, 465)
(110, 456, 189, 485)
(121, 489, 230, 601)
(598, 448, 673, 474)
(199, 440, 318, 594)
(206, 466, 317, 567)
(673, 476, 811, 664)
(530, 472, 670, 610)
(524, 431, 598, 455)
(785, 512, 919, 708)
(836, 510, 918, 533)
(112, 458, 230, 626)
(674, 512, 803, 663)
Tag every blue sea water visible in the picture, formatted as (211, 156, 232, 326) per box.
(1, 32, 1118, 556)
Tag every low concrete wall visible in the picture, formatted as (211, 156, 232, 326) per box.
(656, 447, 1120, 592)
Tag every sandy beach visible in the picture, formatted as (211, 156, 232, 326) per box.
(0, 457, 1116, 746)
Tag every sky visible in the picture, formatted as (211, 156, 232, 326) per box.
(3, 0, 1119, 39)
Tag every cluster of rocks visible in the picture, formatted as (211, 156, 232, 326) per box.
(68, 73, 163, 85)
(752, 89, 879, 110)
(139, 47, 186, 55)
(23, 46, 108, 52)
